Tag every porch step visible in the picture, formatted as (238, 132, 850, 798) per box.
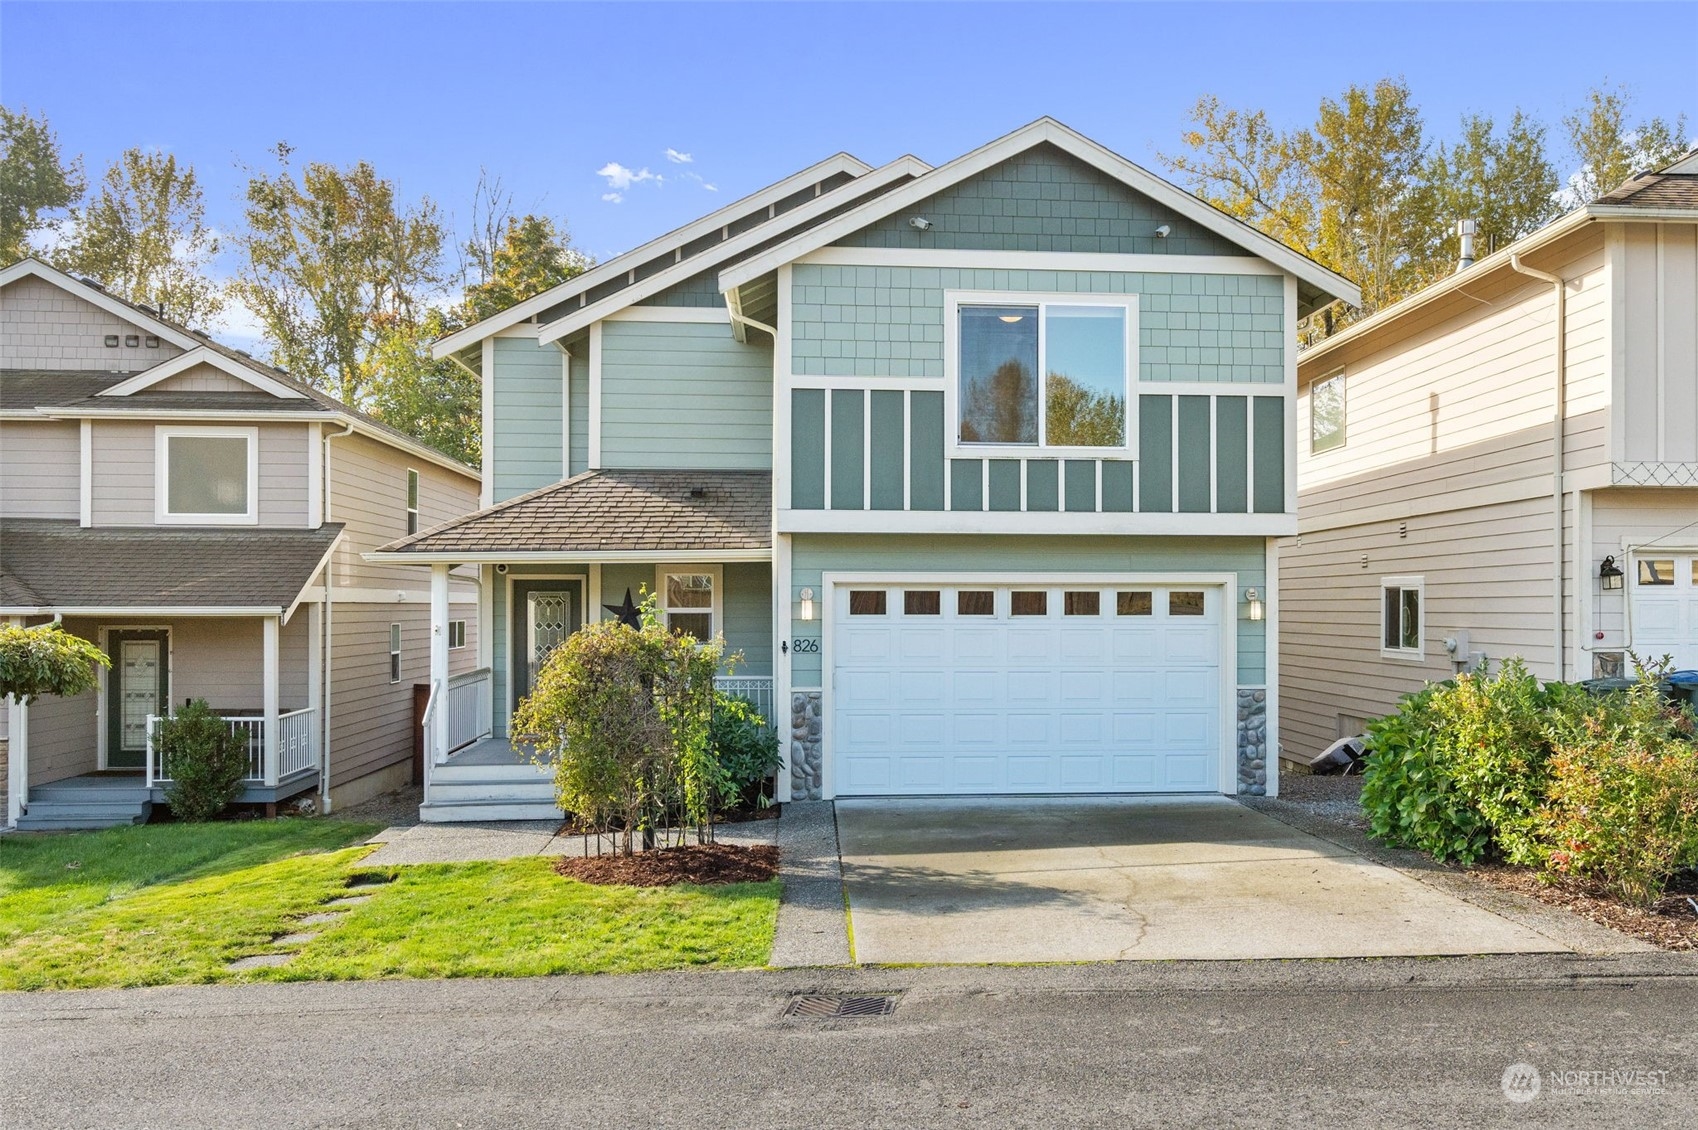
(430, 761, 552, 783)
(16, 798, 151, 831)
(31, 782, 151, 804)
(426, 778, 559, 806)
(419, 799, 565, 823)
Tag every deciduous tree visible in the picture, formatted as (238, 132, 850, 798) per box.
(0, 106, 82, 264)
(1563, 84, 1690, 204)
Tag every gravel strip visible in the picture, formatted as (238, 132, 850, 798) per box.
(769, 801, 852, 968)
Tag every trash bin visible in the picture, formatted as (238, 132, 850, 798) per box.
(1579, 676, 1636, 696)
(1663, 670, 1698, 707)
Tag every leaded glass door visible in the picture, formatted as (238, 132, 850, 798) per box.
(510, 580, 583, 708)
(106, 629, 169, 769)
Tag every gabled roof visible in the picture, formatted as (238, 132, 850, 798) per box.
(372, 468, 771, 561)
(718, 118, 1363, 312)
(0, 259, 202, 351)
(98, 345, 310, 399)
(430, 152, 885, 359)
(0, 519, 343, 615)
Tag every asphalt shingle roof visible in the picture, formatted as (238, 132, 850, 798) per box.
(380, 469, 772, 555)
(1596, 173, 1698, 209)
(0, 370, 129, 408)
(0, 520, 343, 610)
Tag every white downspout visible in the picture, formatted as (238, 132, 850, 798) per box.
(1510, 253, 1568, 682)
(319, 420, 356, 813)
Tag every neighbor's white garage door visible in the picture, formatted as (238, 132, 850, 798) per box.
(1631, 553, 1698, 671)
(831, 581, 1225, 795)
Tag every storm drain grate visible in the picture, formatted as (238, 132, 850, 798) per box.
(785, 993, 900, 1019)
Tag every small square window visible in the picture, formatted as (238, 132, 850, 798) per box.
(1638, 559, 1675, 586)
(1063, 591, 1100, 616)
(849, 590, 887, 616)
(447, 620, 466, 650)
(1169, 591, 1205, 616)
(904, 590, 941, 616)
(1380, 578, 1423, 658)
(1116, 591, 1153, 616)
(1011, 591, 1048, 616)
(661, 570, 717, 640)
(957, 590, 995, 616)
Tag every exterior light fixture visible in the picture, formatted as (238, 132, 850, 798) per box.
(799, 587, 816, 622)
(103, 335, 119, 348)
(1599, 556, 1624, 591)
(1244, 587, 1264, 622)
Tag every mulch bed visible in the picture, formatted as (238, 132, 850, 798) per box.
(555, 804, 779, 838)
(1469, 865, 1698, 951)
(554, 842, 780, 887)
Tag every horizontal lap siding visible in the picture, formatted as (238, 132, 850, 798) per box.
(1588, 487, 1698, 649)
(23, 614, 104, 783)
(600, 322, 772, 470)
(722, 562, 773, 677)
(327, 432, 479, 591)
(491, 338, 564, 501)
(89, 420, 310, 526)
(328, 604, 429, 789)
(0, 420, 78, 518)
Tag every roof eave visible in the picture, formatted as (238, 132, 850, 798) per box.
(363, 547, 773, 565)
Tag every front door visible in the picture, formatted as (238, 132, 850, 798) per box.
(510, 580, 583, 709)
(106, 629, 169, 769)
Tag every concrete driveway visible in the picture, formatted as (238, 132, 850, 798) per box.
(835, 797, 1570, 963)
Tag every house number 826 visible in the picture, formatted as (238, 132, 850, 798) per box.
(791, 638, 820, 654)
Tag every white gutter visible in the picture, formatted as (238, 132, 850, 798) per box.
(1509, 251, 1569, 682)
(319, 421, 356, 814)
(361, 548, 775, 566)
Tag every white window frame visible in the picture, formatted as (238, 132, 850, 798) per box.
(406, 468, 420, 535)
(943, 290, 1139, 459)
(1311, 370, 1346, 454)
(389, 623, 403, 683)
(447, 619, 467, 650)
(655, 564, 724, 640)
(1380, 575, 1425, 660)
(154, 426, 260, 525)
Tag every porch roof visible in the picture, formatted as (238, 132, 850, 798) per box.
(0, 519, 342, 614)
(373, 468, 772, 561)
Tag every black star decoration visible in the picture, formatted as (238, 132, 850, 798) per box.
(603, 588, 641, 628)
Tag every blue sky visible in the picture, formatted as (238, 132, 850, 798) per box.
(2, 1, 1693, 345)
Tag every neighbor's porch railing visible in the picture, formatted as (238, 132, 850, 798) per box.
(715, 675, 776, 729)
(145, 707, 318, 788)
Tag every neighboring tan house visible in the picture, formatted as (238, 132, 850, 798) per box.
(369, 118, 1358, 820)
(1280, 152, 1698, 767)
(0, 259, 482, 829)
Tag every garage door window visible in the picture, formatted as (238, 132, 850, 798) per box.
(1011, 591, 1048, 616)
(1064, 591, 1100, 616)
(849, 590, 888, 616)
(1169, 592, 1205, 616)
(958, 590, 995, 616)
(1117, 591, 1153, 616)
(904, 590, 941, 615)
(1638, 559, 1675, 586)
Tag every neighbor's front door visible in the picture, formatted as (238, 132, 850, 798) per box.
(510, 581, 583, 709)
(106, 629, 169, 769)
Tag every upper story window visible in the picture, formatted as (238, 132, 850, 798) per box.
(1311, 372, 1346, 453)
(1381, 576, 1424, 660)
(156, 426, 258, 524)
(406, 469, 420, 535)
(658, 566, 720, 641)
(949, 293, 1136, 455)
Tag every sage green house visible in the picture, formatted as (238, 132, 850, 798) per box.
(375, 119, 1357, 818)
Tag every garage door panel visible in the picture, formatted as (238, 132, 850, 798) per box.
(832, 581, 1226, 796)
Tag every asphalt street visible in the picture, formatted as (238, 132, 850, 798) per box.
(4, 954, 1695, 1129)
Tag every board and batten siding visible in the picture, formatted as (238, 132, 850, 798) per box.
(599, 321, 772, 470)
(0, 420, 79, 518)
(88, 419, 312, 527)
(0, 275, 185, 371)
(785, 533, 1268, 687)
(1614, 222, 1698, 468)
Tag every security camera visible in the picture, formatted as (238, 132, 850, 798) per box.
(908, 216, 933, 231)
(495, 563, 509, 574)
(1154, 224, 1172, 238)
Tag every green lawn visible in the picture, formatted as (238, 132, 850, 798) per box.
(0, 822, 780, 991)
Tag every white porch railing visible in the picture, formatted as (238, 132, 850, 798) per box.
(145, 708, 318, 787)
(441, 667, 494, 764)
(715, 676, 776, 729)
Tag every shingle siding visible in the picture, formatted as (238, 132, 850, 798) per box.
(0, 276, 186, 370)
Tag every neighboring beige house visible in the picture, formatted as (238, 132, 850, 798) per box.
(1280, 153, 1698, 766)
(1, 259, 482, 828)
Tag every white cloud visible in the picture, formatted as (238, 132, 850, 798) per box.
(601, 192, 624, 204)
(664, 148, 693, 164)
(597, 161, 658, 191)
(702, 183, 718, 192)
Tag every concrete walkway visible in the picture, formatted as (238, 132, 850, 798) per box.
(360, 817, 777, 866)
(836, 797, 1574, 964)
(769, 802, 852, 967)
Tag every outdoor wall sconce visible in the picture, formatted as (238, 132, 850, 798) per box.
(1599, 556, 1624, 591)
(799, 587, 816, 622)
(1244, 587, 1264, 622)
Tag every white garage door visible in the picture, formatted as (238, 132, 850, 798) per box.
(832, 581, 1225, 795)
(1631, 554, 1698, 671)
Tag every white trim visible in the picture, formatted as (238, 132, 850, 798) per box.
(362, 547, 774, 566)
(798, 247, 1286, 276)
(476, 566, 494, 670)
(538, 156, 932, 345)
(1283, 273, 1299, 517)
(430, 152, 878, 358)
(263, 615, 280, 785)
(588, 563, 603, 624)
(1263, 537, 1280, 798)
(718, 118, 1360, 306)
(291, 585, 478, 605)
(779, 509, 1296, 537)
(605, 306, 731, 323)
(655, 563, 725, 639)
(78, 419, 92, 527)
(0, 259, 200, 351)
(1379, 575, 1426, 661)
(773, 532, 793, 803)
(559, 344, 572, 477)
(306, 422, 323, 527)
(788, 374, 945, 392)
(943, 290, 1139, 460)
(153, 425, 260, 525)
(284, 533, 346, 625)
(587, 322, 603, 469)
(97, 345, 309, 400)
(817, 570, 1242, 799)
(480, 337, 495, 508)
(775, 264, 794, 512)
(1139, 380, 1285, 399)
(1, 605, 283, 617)
(501, 570, 589, 732)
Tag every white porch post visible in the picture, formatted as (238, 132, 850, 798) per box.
(307, 602, 323, 773)
(6, 693, 27, 828)
(429, 564, 451, 767)
(262, 615, 280, 786)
